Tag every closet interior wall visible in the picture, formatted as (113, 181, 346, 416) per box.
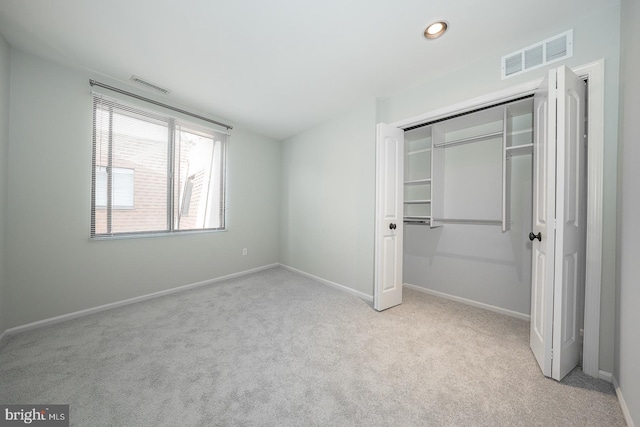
(403, 99, 534, 317)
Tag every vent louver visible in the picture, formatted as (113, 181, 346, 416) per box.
(130, 75, 171, 94)
(525, 45, 543, 69)
(505, 54, 522, 76)
(546, 34, 568, 61)
(501, 30, 573, 79)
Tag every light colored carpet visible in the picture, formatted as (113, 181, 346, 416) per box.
(0, 267, 625, 426)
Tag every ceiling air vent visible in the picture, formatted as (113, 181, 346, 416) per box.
(504, 53, 522, 76)
(501, 29, 573, 79)
(130, 75, 171, 94)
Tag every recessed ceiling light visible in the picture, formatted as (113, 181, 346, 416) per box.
(424, 21, 448, 40)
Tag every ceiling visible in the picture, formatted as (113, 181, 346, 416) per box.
(0, 0, 611, 140)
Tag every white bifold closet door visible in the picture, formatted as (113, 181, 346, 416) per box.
(374, 123, 404, 311)
(530, 65, 587, 381)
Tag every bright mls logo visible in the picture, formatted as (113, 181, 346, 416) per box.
(0, 405, 68, 426)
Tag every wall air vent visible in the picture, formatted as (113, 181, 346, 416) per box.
(130, 75, 171, 94)
(501, 29, 573, 79)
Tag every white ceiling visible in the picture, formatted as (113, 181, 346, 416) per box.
(0, 0, 611, 140)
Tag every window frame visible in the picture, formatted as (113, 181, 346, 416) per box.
(90, 94, 228, 239)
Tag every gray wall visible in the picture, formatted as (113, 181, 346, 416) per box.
(280, 101, 376, 296)
(379, 2, 620, 373)
(616, 0, 640, 423)
(4, 48, 281, 329)
(0, 35, 9, 336)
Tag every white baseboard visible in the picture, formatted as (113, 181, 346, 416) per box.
(598, 370, 613, 383)
(279, 264, 373, 302)
(613, 376, 636, 427)
(404, 283, 531, 321)
(0, 263, 279, 348)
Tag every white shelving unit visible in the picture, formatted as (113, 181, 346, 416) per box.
(402, 97, 534, 231)
(403, 126, 436, 226)
(402, 97, 534, 230)
(503, 98, 534, 231)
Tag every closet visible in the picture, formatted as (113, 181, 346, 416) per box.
(375, 64, 596, 382)
(374, 98, 535, 314)
(401, 99, 534, 317)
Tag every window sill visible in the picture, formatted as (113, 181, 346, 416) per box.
(90, 228, 227, 241)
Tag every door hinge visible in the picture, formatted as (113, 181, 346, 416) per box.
(551, 349, 553, 360)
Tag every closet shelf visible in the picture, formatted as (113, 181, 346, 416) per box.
(404, 215, 431, 220)
(404, 200, 431, 204)
(404, 178, 431, 185)
(434, 131, 503, 149)
(408, 148, 431, 155)
(509, 128, 533, 137)
(505, 143, 533, 156)
(404, 219, 430, 225)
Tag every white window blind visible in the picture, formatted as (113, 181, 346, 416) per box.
(91, 94, 227, 237)
(95, 166, 134, 208)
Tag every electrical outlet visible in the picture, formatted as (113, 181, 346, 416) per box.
(242, 248, 247, 256)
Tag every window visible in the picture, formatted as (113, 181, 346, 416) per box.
(91, 94, 227, 237)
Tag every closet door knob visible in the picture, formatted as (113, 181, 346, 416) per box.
(529, 232, 542, 242)
(389, 223, 397, 230)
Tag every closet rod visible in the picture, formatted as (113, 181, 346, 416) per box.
(433, 131, 503, 149)
(432, 218, 503, 225)
(89, 79, 233, 130)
